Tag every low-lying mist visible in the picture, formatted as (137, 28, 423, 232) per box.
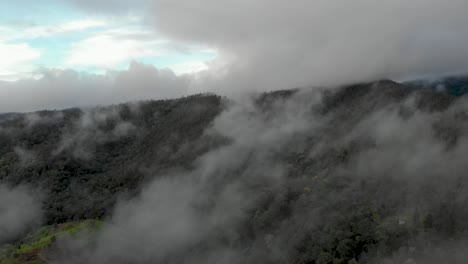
(0, 184, 43, 244)
(2, 81, 468, 263)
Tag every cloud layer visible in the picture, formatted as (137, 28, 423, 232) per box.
(151, 0, 468, 91)
(0, 62, 190, 112)
(3, 0, 468, 112)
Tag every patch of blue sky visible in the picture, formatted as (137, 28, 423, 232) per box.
(6, 27, 104, 69)
(1, 1, 217, 77)
(1, 1, 87, 27)
(7, 26, 103, 45)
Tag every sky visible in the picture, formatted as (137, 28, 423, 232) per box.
(0, 0, 216, 81)
(1, 0, 468, 112)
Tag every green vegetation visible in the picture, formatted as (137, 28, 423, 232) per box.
(0, 220, 103, 264)
(0, 94, 224, 224)
(1, 85, 467, 263)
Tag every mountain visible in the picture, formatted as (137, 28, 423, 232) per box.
(406, 74, 468, 96)
(0, 94, 225, 223)
(2, 81, 468, 264)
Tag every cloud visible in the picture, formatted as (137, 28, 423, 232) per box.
(0, 19, 107, 41)
(53, 106, 137, 159)
(63, 23, 216, 70)
(0, 17, 107, 80)
(59, 18, 160, 68)
(66, 35, 160, 67)
(0, 43, 40, 81)
(4, 0, 468, 112)
(149, 0, 468, 94)
(13, 146, 37, 167)
(170, 61, 210, 75)
(375, 237, 468, 264)
(67, 0, 149, 14)
(0, 184, 43, 244)
(0, 62, 191, 112)
(60, 19, 107, 32)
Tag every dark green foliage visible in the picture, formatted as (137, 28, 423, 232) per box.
(0, 94, 225, 224)
(2, 82, 468, 263)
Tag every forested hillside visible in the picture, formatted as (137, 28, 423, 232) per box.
(0, 94, 225, 223)
(2, 81, 468, 263)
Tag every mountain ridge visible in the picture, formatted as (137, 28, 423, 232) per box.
(2, 80, 468, 263)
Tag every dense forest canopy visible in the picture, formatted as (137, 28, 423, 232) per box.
(1, 80, 468, 263)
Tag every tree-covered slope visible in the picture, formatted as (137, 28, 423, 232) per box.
(2, 82, 468, 263)
(0, 220, 102, 264)
(0, 94, 225, 224)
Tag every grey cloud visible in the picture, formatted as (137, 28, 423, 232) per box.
(13, 146, 37, 167)
(0, 62, 191, 113)
(23, 112, 64, 129)
(151, 0, 468, 94)
(5, 1, 468, 112)
(375, 237, 468, 264)
(0, 184, 43, 244)
(54, 106, 137, 159)
(67, 0, 149, 14)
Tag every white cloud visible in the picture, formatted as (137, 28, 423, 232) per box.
(0, 19, 107, 41)
(171, 61, 209, 75)
(0, 10, 217, 83)
(0, 18, 105, 80)
(64, 25, 215, 71)
(68, 0, 149, 14)
(59, 19, 107, 32)
(0, 43, 41, 81)
(66, 34, 160, 67)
